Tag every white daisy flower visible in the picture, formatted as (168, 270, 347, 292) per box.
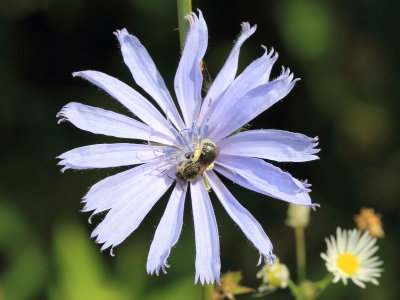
(321, 227, 383, 288)
(57, 11, 319, 284)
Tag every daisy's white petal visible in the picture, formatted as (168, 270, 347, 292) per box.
(115, 29, 184, 130)
(147, 183, 187, 275)
(336, 228, 346, 253)
(352, 278, 366, 288)
(219, 129, 319, 162)
(199, 22, 257, 121)
(57, 102, 174, 145)
(206, 171, 274, 263)
(73, 71, 174, 138)
(174, 11, 208, 126)
(91, 169, 174, 252)
(82, 161, 166, 215)
(191, 179, 221, 284)
(58, 143, 172, 171)
(208, 70, 298, 142)
(214, 155, 314, 206)
(204, 47, 277, 124)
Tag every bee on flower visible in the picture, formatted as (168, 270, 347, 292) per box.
(321, 227, 383, 288)
(57, 10, 319, 284)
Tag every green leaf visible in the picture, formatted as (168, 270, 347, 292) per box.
(49, 220, 128, 300)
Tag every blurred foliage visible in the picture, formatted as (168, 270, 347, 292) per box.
(213, 271, 254, 300)
(0, 0, 399, 299)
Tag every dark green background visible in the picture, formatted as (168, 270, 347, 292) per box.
(1, 0, 399, 299)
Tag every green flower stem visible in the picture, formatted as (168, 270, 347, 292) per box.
(288, 279, 303, 300)
(177, 0, 192, 51)
(201, 284, 214, 300)
(313, 273, 334, 299)
(295, 227, 306, 283)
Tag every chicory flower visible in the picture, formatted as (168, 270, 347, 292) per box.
(57, 11, 319, 284)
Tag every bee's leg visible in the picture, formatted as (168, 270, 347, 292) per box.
(159, 168, 177, 182)
(166, 172, 175, 181)
(205, 162, 215, 171)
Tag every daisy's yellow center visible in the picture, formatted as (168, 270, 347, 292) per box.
(336, 253, 359, 275)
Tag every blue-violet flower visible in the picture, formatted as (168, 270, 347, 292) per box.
(57, 11, 319, 284)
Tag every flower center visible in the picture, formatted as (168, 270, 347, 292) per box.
(167, 122, 219, 181)
(336, 253, 359, 275)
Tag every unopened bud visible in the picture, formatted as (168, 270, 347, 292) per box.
(257, 258, 290, 292)
(286, 203, 311, 228)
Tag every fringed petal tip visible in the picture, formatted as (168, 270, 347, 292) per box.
(56, 159, 72, 173)
(266, 251, 276, 266)
(71, 71, 91, 79)
(257, 250, 276, 266)
(183, 9, 205, 27)
(260, 45, 279, 61)
(311, 203, 321, 211)
(91, 237, 117, 257)
(309, 136, 321, 157)
(240, 22, 257, 35)
(301, 179, 312, 188)
(91, 235, 117, 257)
(277, 67, 300, 84)
(79, 203, 93, 213)
(56, 103, 75, 124)
(296, 182, 311, 193)
(147, 259, 170, 276)
(59, 166, 69, 173)
(113, 28, 129, 43)
(185, 12, 199, 24)
(56, 107, 67, 124)
(195, 273, 221, 285)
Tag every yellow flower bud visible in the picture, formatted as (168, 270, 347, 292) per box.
(257, 258, 290, 292)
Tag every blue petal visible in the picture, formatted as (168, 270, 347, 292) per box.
(82, 162, 169, 216)
(58, 143, 172, 172)
(199, 22, 257, 122)
(219, 129, 319, 162)
(57, 102, 174, 145)
(174, 11, 208, 126)
(73, 70, 174, 138)
(206, 171, 275, 264)
(208, 68, 298, 142)
(91, 166, 174, 253)
(191, 179, 221, 284)
(115, 29, 185, 130)
(215, 154, 315, 206)
(147, 183, 187, 275)
(203, 47, 277, 126)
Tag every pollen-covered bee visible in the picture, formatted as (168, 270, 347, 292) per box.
(176, 139, 220, 182)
